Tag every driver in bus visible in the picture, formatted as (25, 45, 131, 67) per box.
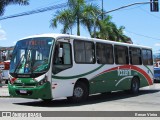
(24, 64, 30, 73)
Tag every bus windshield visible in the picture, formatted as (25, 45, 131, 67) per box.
(10, 37, 54, 75)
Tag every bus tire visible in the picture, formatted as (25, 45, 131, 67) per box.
(130, 77, 140, 94)
(67, 82, 88, 103)
(42, 99, 52, 103)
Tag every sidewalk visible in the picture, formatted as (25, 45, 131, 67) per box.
(0, 85, 10, 97)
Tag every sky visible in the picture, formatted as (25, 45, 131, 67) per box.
(0, 0, 160, 54)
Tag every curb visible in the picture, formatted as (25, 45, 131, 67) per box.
(0, 95, 10, 97)
(0, 85, 10, 97)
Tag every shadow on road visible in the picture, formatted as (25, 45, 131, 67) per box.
(13, 89, 160, 107)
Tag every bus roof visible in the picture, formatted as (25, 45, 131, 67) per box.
(19, 33, 152, 50)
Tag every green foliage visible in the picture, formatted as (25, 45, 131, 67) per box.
(94, 17, 132, 43)
(51, 0, 101, 36)
(0, 0, 29, 15)
(51, 0, 132, 43)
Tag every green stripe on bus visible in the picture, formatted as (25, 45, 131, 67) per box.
(144, 65, 154, 76)
(52, 65, 104, 79)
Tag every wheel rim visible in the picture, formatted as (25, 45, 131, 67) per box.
(133, 81, 138, 91)
(74, 87, 84, 98)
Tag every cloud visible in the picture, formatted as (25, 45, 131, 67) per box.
(154, 43, 160, 46)
(0, 25, 6, 41)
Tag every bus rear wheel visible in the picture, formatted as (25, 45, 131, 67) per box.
(67, 82, 89, 103)
(130, 77, 140, 94)
(42, 99, 52, 103)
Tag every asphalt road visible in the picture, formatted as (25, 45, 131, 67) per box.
(0, 83, 160, 120)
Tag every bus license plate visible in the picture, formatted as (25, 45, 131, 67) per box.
(20, 90, 27, 94)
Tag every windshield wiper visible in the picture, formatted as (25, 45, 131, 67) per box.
(14, 54, 25, 73)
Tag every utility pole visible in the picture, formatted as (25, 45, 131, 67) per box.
(101, 0, 104, 20)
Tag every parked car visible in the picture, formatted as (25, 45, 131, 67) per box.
(154, 67, 160, 83)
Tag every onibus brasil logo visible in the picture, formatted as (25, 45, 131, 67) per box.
(1, 112, 42, 117)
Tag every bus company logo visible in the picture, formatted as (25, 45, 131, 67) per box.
(2, 112, 11, 117)
(117, 67, 131, 76)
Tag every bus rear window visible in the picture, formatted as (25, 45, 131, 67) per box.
(142, 49, 153, 65)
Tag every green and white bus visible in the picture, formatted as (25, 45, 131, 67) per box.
(8, 34, 154, 102)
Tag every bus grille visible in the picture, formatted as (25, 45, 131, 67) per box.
(13, 83, 36, 88)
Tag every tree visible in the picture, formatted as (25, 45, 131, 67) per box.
(0, 0, 29, 16)
(51, 0, 132, 43)
(94, 16, 132, 43)
(51, 0, 101, 36)
(51, 9, 74, 34)
(92, 15, 115, 40)
(81, 4, 103, 36)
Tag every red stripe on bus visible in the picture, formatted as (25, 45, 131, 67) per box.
(96, 65, 153, 85)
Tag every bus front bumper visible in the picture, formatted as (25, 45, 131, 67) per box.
(8, 82, 52, 99)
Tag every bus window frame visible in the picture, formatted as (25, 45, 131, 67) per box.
(96, 42, 114, 64)
(142, 49, 153, 65)
(129, 47, 142, 65)
(114, 45, 129, 65)
(74, 39, 95, 64)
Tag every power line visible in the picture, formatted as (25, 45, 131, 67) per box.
(28, 0, 66, 10)
(139, 7, 160, 19)
(0, 3, 68, 21)
(126, 29, 160, 41)
(0, 0, 97, 21)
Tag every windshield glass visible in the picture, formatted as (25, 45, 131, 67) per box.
(10, 37, 54, 74)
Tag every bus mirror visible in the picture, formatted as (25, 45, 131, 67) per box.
(58, 48, 63, 57)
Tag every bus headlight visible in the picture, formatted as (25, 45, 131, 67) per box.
(10, 76, 17, 84)
(38, 76, 48, 86)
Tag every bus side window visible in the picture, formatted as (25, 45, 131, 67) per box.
(74, 40, 95, 64)
(114, 45, 129, 65)
(96, 43, 113, 64)
(129, 47, 142, 65)
(142, 49, 153, 65)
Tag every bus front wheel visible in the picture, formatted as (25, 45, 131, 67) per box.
(67, 82, 89, 103)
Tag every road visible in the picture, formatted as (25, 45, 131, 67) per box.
(0, 83, 160, 120)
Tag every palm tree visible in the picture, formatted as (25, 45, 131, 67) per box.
(0, 0, 29, 16)
(93, 15, 115, 40)
(51, 9, 74, 34)
(51, 0, 101, 36)
(94, 16, 132, 43)
(51, 0, 132, 43)
(81, 4, 102, 36)
(67, 0, 85, 35)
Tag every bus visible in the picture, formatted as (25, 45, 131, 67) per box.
(8, 34, 154, 102)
